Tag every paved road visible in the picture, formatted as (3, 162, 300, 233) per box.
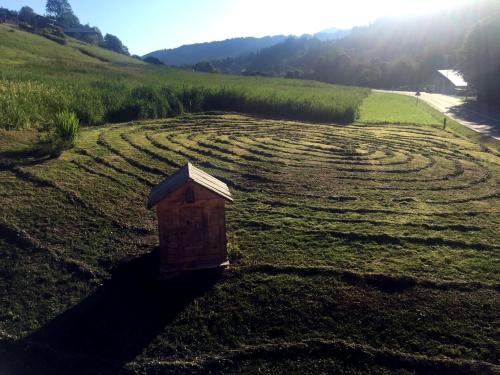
(377, 90, 500, 140)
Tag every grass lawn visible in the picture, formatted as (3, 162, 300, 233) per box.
(360, 92, 440, 125)
(360, 92, 500, 152)
(1, 113, 499, 374)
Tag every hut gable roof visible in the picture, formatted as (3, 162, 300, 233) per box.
(147, 163, 233, 208)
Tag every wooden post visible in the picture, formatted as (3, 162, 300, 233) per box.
(443, 118, 447, 130)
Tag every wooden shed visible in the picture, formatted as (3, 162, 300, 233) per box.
(147, 163, 233, 274)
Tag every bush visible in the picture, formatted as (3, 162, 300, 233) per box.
(143, 56, 164, 65)
(107, 86, 171, 122)
(38, 111, 80, 156)
(227, 233, 243, 262)
(203, 87, 246, 112)
(54, 111, 79, 147)
(159, 87, 184, 116)
(180, 87, 206, 112)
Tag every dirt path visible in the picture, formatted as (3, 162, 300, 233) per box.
(376, 90, 500, 140)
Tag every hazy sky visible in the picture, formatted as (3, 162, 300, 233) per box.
(2, 0, 472, 55)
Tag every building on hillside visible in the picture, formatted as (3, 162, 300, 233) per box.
(31, 15, 62, 30)
(147, 163, 233, 274)
(0, 8, 18, 25)
(431, 69, 468, 95)
(64, 27, 99, 36)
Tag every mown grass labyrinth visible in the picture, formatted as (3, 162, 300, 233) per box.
(1, 113, 499, 373)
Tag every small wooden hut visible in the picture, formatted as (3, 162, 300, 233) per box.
(147, 163, 233, 274)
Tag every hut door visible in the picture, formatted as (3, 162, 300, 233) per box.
(180, 206, 205, 258)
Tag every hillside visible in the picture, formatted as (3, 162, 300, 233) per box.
(143, 35, 288, 66)
(313, 27, 351, 41)
(0, 25, 142, 68)
(210, 0, 500, 92)
(0, 23, 367, 129)
(143, 29, 350, 68)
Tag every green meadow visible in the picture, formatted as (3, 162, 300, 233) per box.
(1, 23, 499, 374)
(0, 24, 369, 129)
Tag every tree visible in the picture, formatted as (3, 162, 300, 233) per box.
(143, 56, 164, 65)
(46, 0, 80, 27)
(193, 61, 217, 73)
(459, 17, 500, 104)
(45, 0, 72, 19)
(19, 6, 36, 24)
(59, 11, 80, 28)
(104, 34, 130, 55)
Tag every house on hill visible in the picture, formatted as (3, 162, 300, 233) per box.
(64, 27, 99, 36)
(432, 69, 468, 95)
(33, 15, 62, 29)
(0, 8, 18, 25)
(147, 163, 233, 274)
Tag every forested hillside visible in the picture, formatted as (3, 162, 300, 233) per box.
(144, 35, 288, 66)
(211, 0, 500, 104)
(143, 28, 350, 68)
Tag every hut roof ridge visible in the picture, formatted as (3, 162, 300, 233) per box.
(147, 163, 233, 208)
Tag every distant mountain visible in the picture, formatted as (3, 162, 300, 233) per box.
(314, 27, 351, 41)
(210, 0, 498, 95)
(144, 35, 288, 66)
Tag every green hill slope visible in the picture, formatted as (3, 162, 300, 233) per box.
(0, 24, 369, 128)
(0, 24, 144, 67)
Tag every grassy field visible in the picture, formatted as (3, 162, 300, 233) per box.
(0, 24, 368, 128)
(1, 109, 499, 373)
(360, 93, 440, 125)
(361, 92, 500, 151)
(1, 18, 500, 375)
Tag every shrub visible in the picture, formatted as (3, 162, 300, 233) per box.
(227, 233, 243, 262)
(180, 87, 205, 112)
(131, 86, 170, 118)
(143, 56, 164, 65)
(70, 89, 106, 125)
(38, 111, 80, 156)
(159, 87, 184, 116)
(54, 111, 79, 147)
(107, 86, 171, 122)
(203, 87, 246, 112)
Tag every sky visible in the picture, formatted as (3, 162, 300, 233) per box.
(2, 0, 473, 55)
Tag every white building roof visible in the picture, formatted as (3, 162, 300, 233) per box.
(438, 70, 468, 88)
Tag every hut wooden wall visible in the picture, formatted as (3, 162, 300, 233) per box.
(156, 181, 227, 272)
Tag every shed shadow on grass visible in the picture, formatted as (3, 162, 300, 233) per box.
(4, 247, 222, 374)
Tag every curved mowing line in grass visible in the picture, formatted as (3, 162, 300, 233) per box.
(13, 113, 495, 282)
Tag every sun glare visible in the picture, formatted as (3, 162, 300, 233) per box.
(219, 0, 473, 39)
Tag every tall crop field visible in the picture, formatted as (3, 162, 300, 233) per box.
(0, 24, 369, 129)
